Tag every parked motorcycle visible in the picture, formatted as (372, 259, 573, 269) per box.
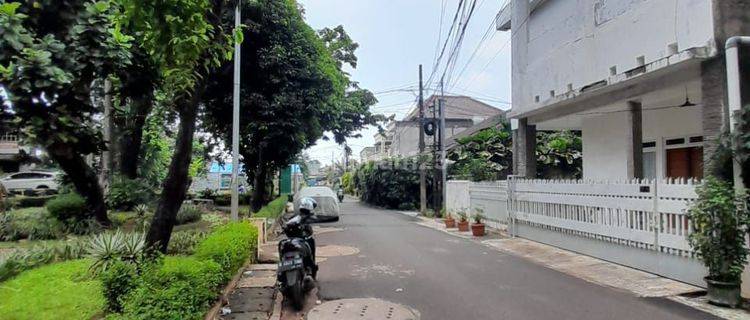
(277, 197, 338, 310)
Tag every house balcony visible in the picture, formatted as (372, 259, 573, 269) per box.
(0, 134, 19, 159)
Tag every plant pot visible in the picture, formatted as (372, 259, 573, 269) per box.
(471, 223, 485, 237)
(457, 220, 469, 232)
(444, 218, 456, 229)
(705, 277, 742, 308)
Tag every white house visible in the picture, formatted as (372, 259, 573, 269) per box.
(496, 0, 750, 293)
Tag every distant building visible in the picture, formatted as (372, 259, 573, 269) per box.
(189, 162, 248, 193)
(368, 95, 505, 160)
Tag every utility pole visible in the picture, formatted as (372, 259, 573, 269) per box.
(418, 65, 427, 216)
(439, 79, 447, 217)
(432, 83, 439, 215)
(230, 0, 241, 221)
(100, 79, 113, 193)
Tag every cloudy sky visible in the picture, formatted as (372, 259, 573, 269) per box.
(298, 0, 512, 165)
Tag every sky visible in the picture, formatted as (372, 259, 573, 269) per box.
(298, 0, 512, 166)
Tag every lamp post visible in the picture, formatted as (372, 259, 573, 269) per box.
(230, 0, 241, 221)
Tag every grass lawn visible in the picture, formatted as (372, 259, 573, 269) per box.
(0, 259, 104, 320)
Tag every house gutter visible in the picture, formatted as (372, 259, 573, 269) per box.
(725, 36, 750, 191)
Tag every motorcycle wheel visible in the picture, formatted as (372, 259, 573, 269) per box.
(285, 269, 304, 310)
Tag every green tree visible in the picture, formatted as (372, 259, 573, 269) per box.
(0, 0, 133, 226)
(117, 0, 234, 252)
(203, 0, 381, 211)
(448, 124, 513, 181)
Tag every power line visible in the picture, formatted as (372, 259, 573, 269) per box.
(462, 6, 533, 90)
(425, 0, 466, 92)
(450, 0, 508, 89)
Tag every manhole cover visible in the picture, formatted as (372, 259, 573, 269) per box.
(306, 298, 419, 320)
(316, 245, 359, 257)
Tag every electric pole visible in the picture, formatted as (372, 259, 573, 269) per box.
(418, 65, 427, 216)
(230, 0, 241, 221)
(439, 79, 447, 217)
(432, 82, 439, 215)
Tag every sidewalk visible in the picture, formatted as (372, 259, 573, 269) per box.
(409, 214, 750, 320)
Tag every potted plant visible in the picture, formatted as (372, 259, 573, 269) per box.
(687, 177, 750, 308)
(456, 211, 469, 232)
(443, 211, 456, 229)
(471, 210, 486, 237)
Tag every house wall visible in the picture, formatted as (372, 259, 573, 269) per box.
(512, 0, 715, 117)
(390, 120, 474, 158)
(581, 87, 703, 180)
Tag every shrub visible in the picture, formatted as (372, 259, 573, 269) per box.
(176, 204, 204, 225)
(167, 230, 208, 255)
(354, 158, 427, 210)
(87, 231, 146, 274)
(0, 208, 64, 241)
(0, 259, 105, 320)
(119, 257, 223, 320)
(106, 178, 154, 210)
(0, 239, 88, 281)
(213, 193, 230, 206)
(194, 221, 258, 278)
(47, 193, 88, 222)
(100, 260, 138, 313)
(12, 195, 56, 208)
(252, 196, 287, 219)
(687, 177, 750, 282)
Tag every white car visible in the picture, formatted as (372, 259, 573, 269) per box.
(0, 171, 60, 193)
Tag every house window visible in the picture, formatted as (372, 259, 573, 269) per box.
(664, 135, 703, 180)
(642, 141, 656, 180)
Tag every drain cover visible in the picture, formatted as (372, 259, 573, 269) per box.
(306, 298, 418, 320)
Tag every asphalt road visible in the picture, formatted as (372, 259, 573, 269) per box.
(309, 198, 718, 320)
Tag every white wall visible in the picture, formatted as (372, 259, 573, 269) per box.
(512, 0, 715, 116)
(581, 79, 703, 180)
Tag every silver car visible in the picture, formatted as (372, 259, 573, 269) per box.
(0, 171, 60, 193)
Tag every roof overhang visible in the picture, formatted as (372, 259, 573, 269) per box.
(496, 0, 548, 31)
(509, 47, 715, 123)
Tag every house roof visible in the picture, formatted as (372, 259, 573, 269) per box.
(403, 95, 503, 121)
(446, 113, 507, 151)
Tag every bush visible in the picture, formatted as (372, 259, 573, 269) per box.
(0, 239, 88, 281)
(687, 177, 750, 282)
(167, 230, 208, 255)
(194, 221, 258, 279)
(47, 193, 88, 222)
(213, 193, 230, 206)
(119, 257, 223, 320)
(87, 231, 146, 274)
(12, 195, 56, 208)
(106, 178, 154, 210)
(176, 204, 204, 225)
(0, 259, 105, 319)
(0, 208, 64, 241)
(252, 196, 287, 219)
(100, 260, 138, 313)
(354, 158, 427, 210)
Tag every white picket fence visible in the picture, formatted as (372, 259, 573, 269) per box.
(446, 180, 509, 230)
(507, 177, 706, 286)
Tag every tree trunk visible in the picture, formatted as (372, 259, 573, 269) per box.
(145, 93, 200, 253)
(100, 79, 114, 191)
(47, 141, 111, 226)
(118, 94, 153, 179)
(251, 153, 268, 212)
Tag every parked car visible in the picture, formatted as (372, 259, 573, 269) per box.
(292, 186, 340, 219)
(0, 171, 60, 193)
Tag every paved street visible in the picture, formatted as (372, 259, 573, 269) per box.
(309, 199, 719, 320)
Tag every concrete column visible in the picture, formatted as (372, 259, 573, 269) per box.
(511, 0, 529, 107)
(626, 101, 643, 179)
(513, 118, 536, 178)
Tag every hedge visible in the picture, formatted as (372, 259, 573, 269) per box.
(0, 259, 105, 320)
(118, 257, 224, 320)
(251, 196, 287, 219)
(113, 221, 258, 320)
(194, 221, 258, 279)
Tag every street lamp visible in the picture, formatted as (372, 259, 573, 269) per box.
(230, 0, 241, 221)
